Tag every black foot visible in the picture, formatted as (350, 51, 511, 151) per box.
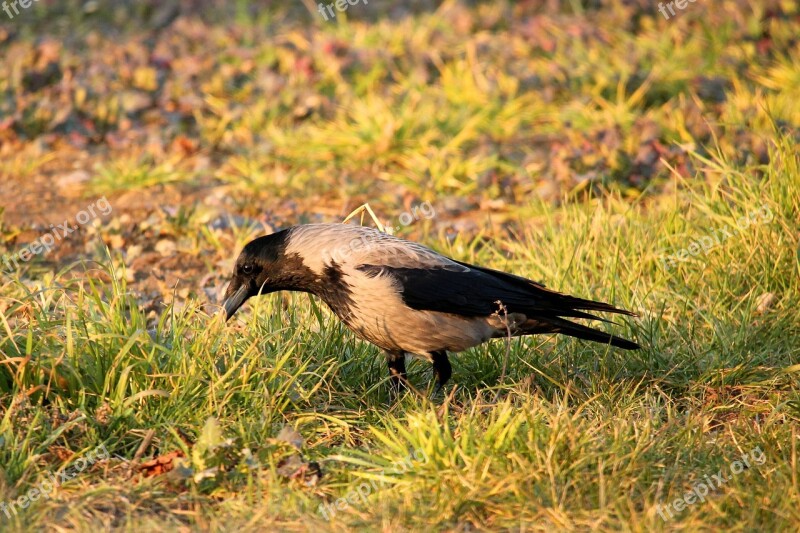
(386, 351, 407, 393)
(431, 350, 451, 392)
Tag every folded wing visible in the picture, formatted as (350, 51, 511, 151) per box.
(356, 261, 640, 350)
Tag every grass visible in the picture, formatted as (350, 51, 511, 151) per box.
(2, 146, 799, 529)
(1, 0, 800, 531)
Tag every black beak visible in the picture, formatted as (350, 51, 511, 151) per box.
(222, 280, 250, 321)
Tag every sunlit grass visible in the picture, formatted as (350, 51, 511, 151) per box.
(2, 132, 799, 529)
(1, 0, 800, 530)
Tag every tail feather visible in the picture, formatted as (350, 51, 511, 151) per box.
(541, 316, 640, 350)
(543, 292, 638, 318)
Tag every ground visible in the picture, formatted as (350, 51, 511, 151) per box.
(1, 0, 799, 531)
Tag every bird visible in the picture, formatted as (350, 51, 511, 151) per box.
(222, 223, 640, 392)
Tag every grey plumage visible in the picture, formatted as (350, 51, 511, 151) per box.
(283, 225, 493, 354)
(222, 223, 640, 391)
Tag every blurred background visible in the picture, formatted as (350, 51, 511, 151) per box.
(2, 0, 797, 307)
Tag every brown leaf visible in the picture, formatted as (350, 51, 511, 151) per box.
(138, 450, 186, 478)
(48, 445, 74, 462)
(172, 135, 198, 156)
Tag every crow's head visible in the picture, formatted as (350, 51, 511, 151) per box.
(222, 230, 291, 320)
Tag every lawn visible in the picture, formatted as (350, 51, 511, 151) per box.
(1, 0, 799, 531)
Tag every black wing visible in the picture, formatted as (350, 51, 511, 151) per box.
(357, 262, 640, 350)
(356, 262, 634, 320)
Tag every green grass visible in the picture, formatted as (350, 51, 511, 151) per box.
(1, 0, 800, 531)
(2, 140, 799, 529)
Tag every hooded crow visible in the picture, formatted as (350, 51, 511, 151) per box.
(222, 223, 640, 391)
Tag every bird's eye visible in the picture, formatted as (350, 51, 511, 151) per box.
(241, 264, 254, 275)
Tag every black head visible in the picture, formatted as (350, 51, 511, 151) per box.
(222, 229, 291, 320)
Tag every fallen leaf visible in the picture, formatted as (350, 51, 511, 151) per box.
(138, 450, 186, 477)
(155, 239, 177, 256)
(276, 426, 304, 450)
(756, 292, 777, 314)
(276, 454, 322, 487)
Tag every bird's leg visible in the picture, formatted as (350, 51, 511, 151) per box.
(386, 351, 407, 393)
(431, 350, 452, 392)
